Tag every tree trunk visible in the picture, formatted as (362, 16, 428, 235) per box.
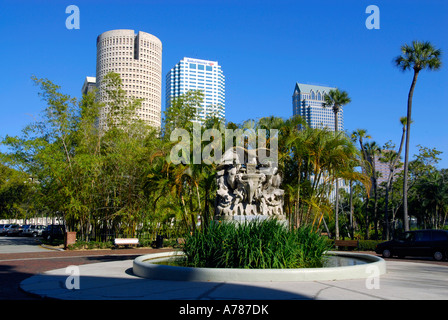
(195, 183, 202, 227)
(203, 180, 210, 231)
(296, 164, 302, 228)
(349, 180, 354, 239)
(373, 176, 379, 239)
(365, 196, 370, 240)
(384, 124, 406, 240)
(403, 70, 419, 231)
(334, 109, 340, 240)
(384, 180, 390, 240)
(335, 179, 340, 240)
(180, 194, 190, 232)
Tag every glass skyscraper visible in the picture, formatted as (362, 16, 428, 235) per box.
(292, 82, 343, 131)
(166, 57, 225, 124)
(292, 82, 348, 200)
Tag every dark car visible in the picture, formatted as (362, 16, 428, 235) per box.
(375, 229, 448, 261)
(0, 224, 12, 236)
(42, 224, 66, 241)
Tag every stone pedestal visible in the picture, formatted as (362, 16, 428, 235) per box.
(215, 214, 286, 223)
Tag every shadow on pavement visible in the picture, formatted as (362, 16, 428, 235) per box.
(0, 264, 42, 300)
(20, 271, 314, 300)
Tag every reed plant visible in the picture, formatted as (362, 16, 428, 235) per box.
(182, 219, 331, 269)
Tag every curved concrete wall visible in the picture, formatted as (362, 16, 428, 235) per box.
(133, 251, 386, 282)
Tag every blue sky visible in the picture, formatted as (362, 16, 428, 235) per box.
(1, 0, 447, 168)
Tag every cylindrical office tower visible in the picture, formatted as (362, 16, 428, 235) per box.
(96, 29, 162, 128)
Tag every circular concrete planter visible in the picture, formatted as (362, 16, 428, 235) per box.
(133, 251, 386, 282)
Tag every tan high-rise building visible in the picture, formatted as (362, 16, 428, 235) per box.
(96, 29, 162, 128)
(374, 152, 404, 185)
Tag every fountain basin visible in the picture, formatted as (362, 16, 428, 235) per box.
(133, 251, 386, 282)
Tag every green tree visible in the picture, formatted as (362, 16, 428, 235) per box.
(1, 73, 163, 241)
(414, 170, 448, 229)
(284, 124, 368, 237)
(159, 89, 220, 233)
(258, 115, 304, 228)
(0, 161, 38, 222)
(364, 141, 381, 239)
(323, 88, 352, 240)
(394, 40, 442, 231)
(351, 129, 374, 239)
(163, 90, 204, 139)
(380, 117, 407, 239)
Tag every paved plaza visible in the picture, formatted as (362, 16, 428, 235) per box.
(1, 237, 447, 301)
(20, 255, 448, 300)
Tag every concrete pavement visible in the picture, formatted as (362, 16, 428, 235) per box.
(0, 236, 53, 254)
(0, 246, 173, 300)
(20, 254, 448, 300)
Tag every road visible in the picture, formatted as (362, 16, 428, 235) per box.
(0, 236, 51, 254)
(0, 236, 173, 300)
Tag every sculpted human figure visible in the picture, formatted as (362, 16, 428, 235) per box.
(226, 165, 238, 190)
(214, 147, 285, 220)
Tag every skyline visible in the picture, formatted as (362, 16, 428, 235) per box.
(1, 0, 447, 168)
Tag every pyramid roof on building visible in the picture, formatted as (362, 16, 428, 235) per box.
(293, 82, 336, 96)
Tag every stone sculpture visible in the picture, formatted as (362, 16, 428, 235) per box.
(215, 147, 285, 221)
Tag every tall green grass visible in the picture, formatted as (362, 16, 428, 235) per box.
(182, 219, 331, 269)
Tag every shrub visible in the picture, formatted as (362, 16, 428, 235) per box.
(67, 240, 113, 250)
(182, 219, 331, 269)
(331, 240, 382, 251)
(138, 239, 153, 248)
(358, 240, 382, 251)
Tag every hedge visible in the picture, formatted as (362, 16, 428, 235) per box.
(331, 240, 383, 251)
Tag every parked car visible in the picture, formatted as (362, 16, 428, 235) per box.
(0, 224, 12, 236)
(22, 225, 46, 237)
(21, 225, 31, 236)
(42, 224, 66, 241)
(0, 224, 7, 235)
(6, 224, 22, 236)
(375, 229, 448, 261)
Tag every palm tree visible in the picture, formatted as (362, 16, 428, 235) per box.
(381, 117, 407, 239)
(351, 129, 373, 238)
(323, 88, 351, 240)
(307, 128, 369, 237)
(351, 129, 371, 163)
(364, 141, 381, 239)
(394, 40, 442, 231)
(258, 115, 307, 228)
(323, 88, 351, 134)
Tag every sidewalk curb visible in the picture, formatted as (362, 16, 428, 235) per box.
(38, 244, 65, 251)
